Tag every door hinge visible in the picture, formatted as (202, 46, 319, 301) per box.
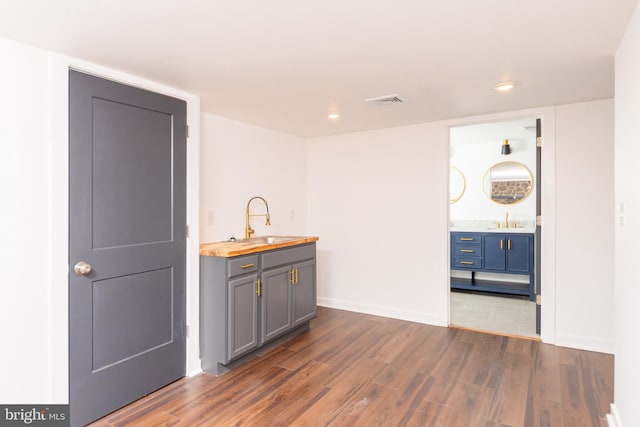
(185, 225, 190, 239)
(536, 294, 541, 305)
(536, 215, 542, 226)
(536, 136, 542, 148)
(186, 125, 190, 139)
(185, 325, 190, 338)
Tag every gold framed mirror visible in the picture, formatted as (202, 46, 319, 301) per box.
(450, 166, 466, 204)
(482, 161, 533, 205)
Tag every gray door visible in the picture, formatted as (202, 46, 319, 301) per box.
(69, 70, 187, 427)
(535, 118, 542, 334)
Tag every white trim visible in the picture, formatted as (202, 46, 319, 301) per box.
(607, 403, 621, 427)
(49, 52, 71, 404)
(555, 334, 615, 355)
(187, 368, 203, 378)
(442, 106, 557, 344)
(318, 299, 447, 327)
(49, 52, 201, 401)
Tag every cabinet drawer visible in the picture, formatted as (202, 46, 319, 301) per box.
(452, 257, 481, 269)
(227, 254, 259, 278)
(453, 234, 481, 244)
(452, 244, 482, 257)
(262, 243, 315, 269)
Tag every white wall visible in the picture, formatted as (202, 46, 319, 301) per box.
(613, 2, 640, 425)
(308, 101, 613, 353)
(308, 123, 450, 325)
(0, 36, 201, 403)
(0, 37, 53, 404)
(450, 118, 537, 226)
(200, 113, 308, 243)
(555, 99, 614, 353)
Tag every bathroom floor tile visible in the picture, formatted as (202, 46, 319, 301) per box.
(450, 290, 539, 338)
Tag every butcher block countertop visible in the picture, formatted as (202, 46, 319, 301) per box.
(199, 236, 319, 257)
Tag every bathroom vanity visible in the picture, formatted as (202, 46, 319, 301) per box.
(199, 236, 318, 375)
(450, 231, 534, 300)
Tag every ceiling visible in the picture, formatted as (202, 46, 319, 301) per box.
(0, 0, 636, 137)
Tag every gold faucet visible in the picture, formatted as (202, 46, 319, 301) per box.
(245, 196, 271, 239)
(504, 211, 509, 228)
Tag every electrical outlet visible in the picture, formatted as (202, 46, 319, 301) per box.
(619, 202, 625, 227)
(207, 210, 214, 226)
(290, 208, 295, 220)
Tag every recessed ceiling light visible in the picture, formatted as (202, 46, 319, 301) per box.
(327, 112, 340, 120)
(494, 81, 517, 92)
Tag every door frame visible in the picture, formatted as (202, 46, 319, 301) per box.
(48, 54, 201, 402)
(445, 107, 557, 344)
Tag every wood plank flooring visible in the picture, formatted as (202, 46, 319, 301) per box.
(89, 307, 613, 427)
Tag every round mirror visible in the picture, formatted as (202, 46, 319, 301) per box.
(482, 161, 533, 204)
(450, 166, 466, 204)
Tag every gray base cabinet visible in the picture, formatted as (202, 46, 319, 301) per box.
(200, 243, 316, 375)
(228, 273, 259, 360)
(293, 260, 316, 326)
(260, 265, 292, 342)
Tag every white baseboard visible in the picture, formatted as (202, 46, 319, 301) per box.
(555, 333, 614, 354)
(607, 404, 621, 427)
(187, 367, 203, 377)
(317, 297, 447, 327)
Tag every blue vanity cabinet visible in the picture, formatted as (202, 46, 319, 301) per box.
(506, 235, 533, 273)
(483, 234, 533, 274)
(483, 234, 506, 270)
(451, 233, 482, 270)
(451, 231, 534, 300)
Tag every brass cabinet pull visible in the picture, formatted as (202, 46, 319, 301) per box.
(460, 261, 474, 265)
(240, 263, 255, 269)
(460, 237, 474, 241)
(256, 279, 261, 296)
(290, 269, 301, 285)
(500, 240, 504, 250)
(460, 249, 474, 253)
(508, 239, 511, 250)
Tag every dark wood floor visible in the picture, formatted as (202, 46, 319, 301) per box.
(90, 307, 613, 427)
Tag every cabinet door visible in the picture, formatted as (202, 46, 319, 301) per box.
(506, 235, 531, 273)
(228, 274, 259, 361)
(483, 234, 506, 271)
(292, 259, 316, 327)
(260, 266, 292, 343)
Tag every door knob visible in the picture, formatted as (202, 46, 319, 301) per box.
(74, 261, 92, 276)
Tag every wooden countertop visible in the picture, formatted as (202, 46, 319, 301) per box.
(199, 236, 319, 257)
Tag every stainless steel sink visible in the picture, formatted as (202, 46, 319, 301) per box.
(244, 235, 300, 244)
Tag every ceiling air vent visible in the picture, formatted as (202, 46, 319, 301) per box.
(365, 94, 405, 105)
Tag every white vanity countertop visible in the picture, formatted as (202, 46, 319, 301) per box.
(450, 226, 535, 234)
(450, 220, 536, 234)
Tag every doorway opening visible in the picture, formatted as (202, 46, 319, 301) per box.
(449, 117, 540, 338)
